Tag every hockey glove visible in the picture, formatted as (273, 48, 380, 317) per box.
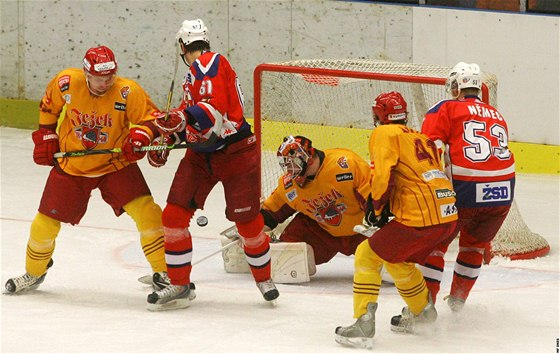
(123, 127, 152, 162)
(32, 128, 60, 166)
(148, 133, 179, 168)
(365, 197, 392, 229)
(153, 109, 187, 135)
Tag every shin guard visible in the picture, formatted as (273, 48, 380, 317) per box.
(353, 241, 383, 318)
(27, 213, 61, 277)
(451, 244, 485, 300)
(385, 262, 429, 315)
(124, 195, 166, 273)
(162, 204, 195, 286)
(236, 215, 271, 283)
(418, 248, 447, 304)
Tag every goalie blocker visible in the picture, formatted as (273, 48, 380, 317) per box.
(220, 226, 316, 283)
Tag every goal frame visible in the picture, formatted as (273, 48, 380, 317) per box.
(252, 60, 549, 263)
(253, 63, 490, 196)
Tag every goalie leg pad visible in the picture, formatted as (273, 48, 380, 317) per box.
(221, 236, 316, 283)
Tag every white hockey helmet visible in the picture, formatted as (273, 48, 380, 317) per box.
(176, 19, 209, 46)
(446, 62, 482, 94)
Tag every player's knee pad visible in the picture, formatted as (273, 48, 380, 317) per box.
(125, 195, 163, 236)
(384, 262, 420, 284)
(236, 213, 264, 238)
(162, 203, 195, 229)
(236, 214, 266, 247)
(29, 212, 61, 250)
(354, 240, 383, 272)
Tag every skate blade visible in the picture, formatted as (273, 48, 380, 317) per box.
(390, 324, 414, 334)
(335, 334, 374, 350)
(146, 298, 192, 312)
(137, 275, 152, 286)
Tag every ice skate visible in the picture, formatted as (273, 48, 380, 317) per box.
(151, 272, 170, 290)
(256, 279, 279, 303)
(146, 283, 196, 311)
(5, 259, 53, 294)
(335, 302, 377, 349)
(390, 298, 437, 333)
(444, 294, 465, 312)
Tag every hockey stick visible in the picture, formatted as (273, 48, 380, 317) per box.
(163, 45, 180, 120)
(137, 237, 241, 286)
(353, 224, 379, 238)
(154, 45, 181, 148)
(53, 143, 187, 158)
(53, 132, 219, 158)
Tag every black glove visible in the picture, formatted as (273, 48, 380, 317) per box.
(365, 197, 392, 228)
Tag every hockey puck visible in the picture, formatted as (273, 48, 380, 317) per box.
(196, 216, 208, 227)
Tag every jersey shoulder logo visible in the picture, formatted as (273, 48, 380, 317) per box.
(58, 75, 70, 92)
(337, 156, 349, 169)
(120, 86, 130, 100)
(286, 189, 297, 202)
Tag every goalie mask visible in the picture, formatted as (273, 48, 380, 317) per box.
(372, 91, 408, 127)
(446, 62, 482, 98)
(277, 135, 315, 187)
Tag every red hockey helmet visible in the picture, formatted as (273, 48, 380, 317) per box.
(277, 135, 315, 187)
(83, 46, 117, 76)
(372, 91, 408, 127)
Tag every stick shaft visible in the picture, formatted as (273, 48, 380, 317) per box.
(192, 238, 240, 266)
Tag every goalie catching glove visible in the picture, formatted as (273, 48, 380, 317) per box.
(32, 127, 60, 166)
(148, 133, 180, 168)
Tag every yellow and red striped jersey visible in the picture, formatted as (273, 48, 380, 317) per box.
(39, 68, 160, 177)
(263, 148, 371, 237)
(369, 124, 458, 227)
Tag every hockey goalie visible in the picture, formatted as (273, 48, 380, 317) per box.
(221, 135, 375, 283)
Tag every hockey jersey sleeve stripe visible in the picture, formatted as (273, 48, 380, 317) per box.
(451, 163, 516, 178)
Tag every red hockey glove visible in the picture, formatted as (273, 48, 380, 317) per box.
(153, 109, 187, 135)
(32, 128, 60, 166)
(122, 127, 152, 162)
(148, 133, 178, 168)
(184, 124, 203, 144)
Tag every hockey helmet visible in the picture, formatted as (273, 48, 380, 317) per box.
(446, 62, 482, 95)
(277, 135, 315, 187)
(83, 46, 117, 76)
(372, 91, 408, 126)
(176, 19, 209, 46)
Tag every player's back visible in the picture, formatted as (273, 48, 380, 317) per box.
(423, 96, 515, 208)
(423, 96, 515, 182)
(369, 124, 457, 227)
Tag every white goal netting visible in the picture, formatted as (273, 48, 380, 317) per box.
(253, 59, 549, 262)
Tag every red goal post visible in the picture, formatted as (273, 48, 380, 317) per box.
(253, 59, 549, 262)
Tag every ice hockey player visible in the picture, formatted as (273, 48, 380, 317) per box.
(260, 135, 369, 267)
(4, 45, 169, 295)
(420, 62, 515, 312)
(335, 91, 458, 349)
(145, 19, 278, 310)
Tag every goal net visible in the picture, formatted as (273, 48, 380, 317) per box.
(253, 59, 549, 263)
